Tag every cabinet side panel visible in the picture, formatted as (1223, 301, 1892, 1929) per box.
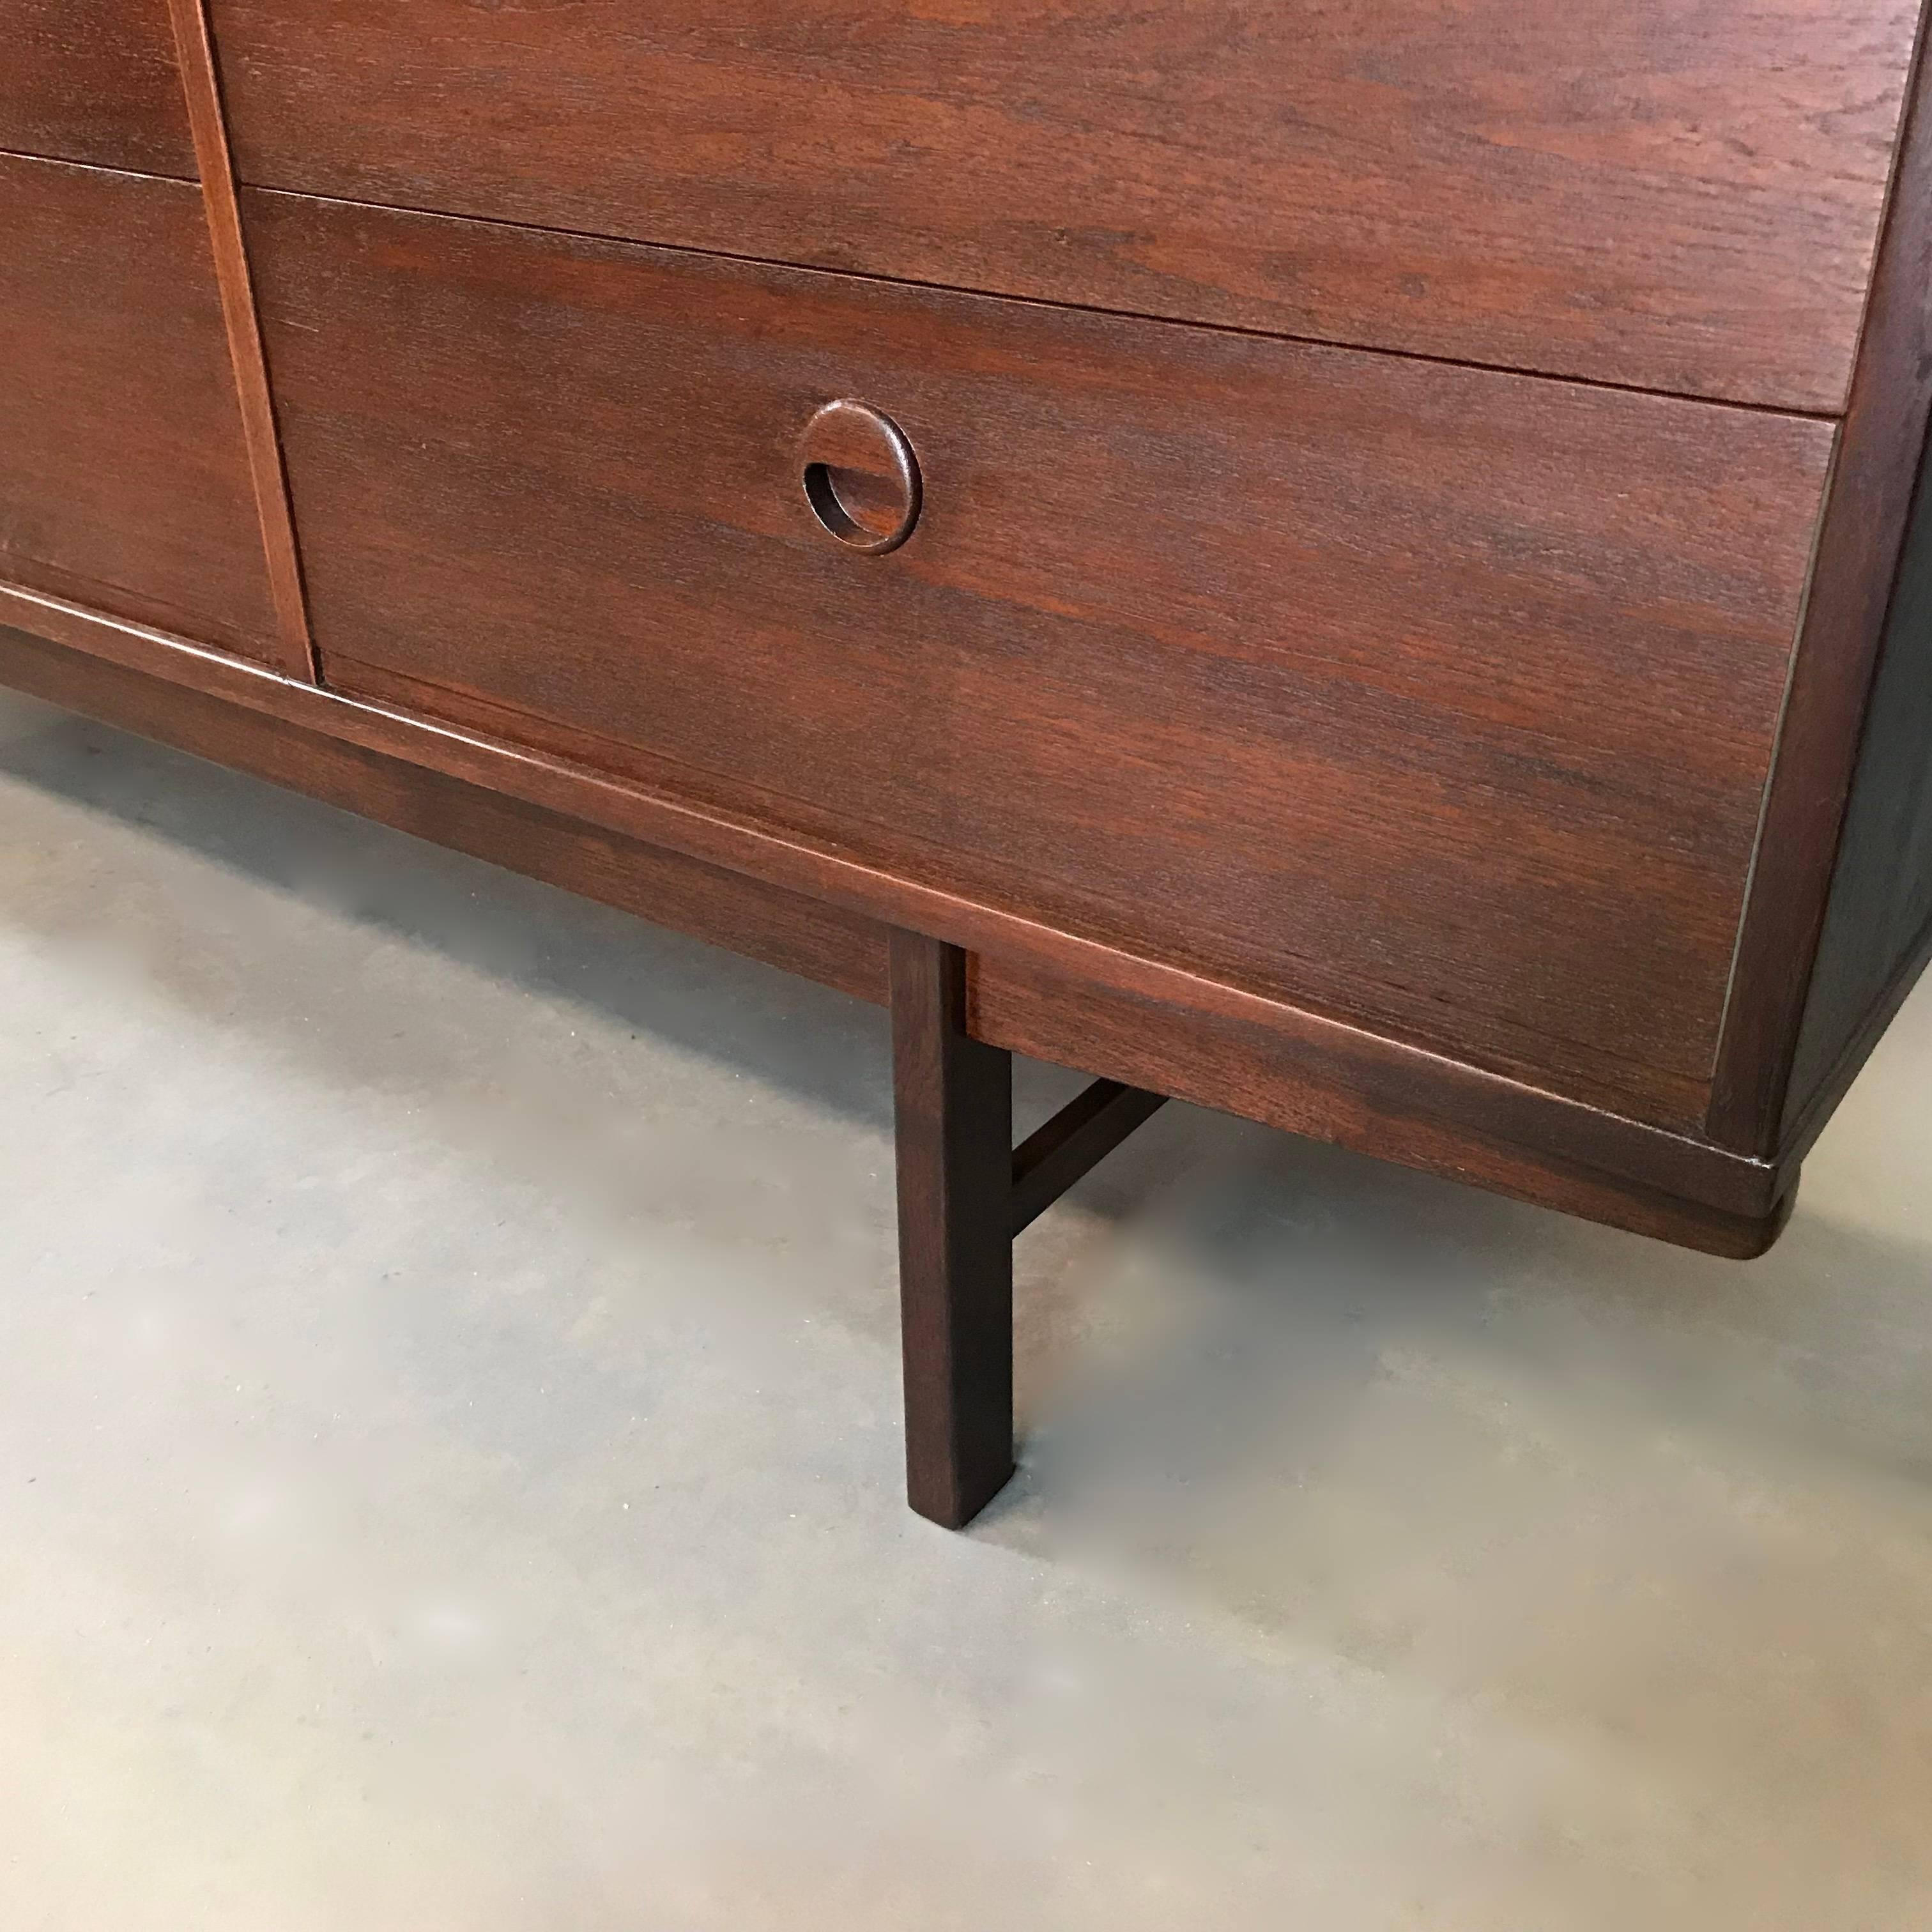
(1782, 427, 1932, 1137)
(1708, 13, 1932, 1153)
(246, 187, 1834, 1128)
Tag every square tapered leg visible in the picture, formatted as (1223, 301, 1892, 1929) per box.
(889, 930, 1016, 1527)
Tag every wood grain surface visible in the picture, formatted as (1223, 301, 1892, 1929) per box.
(0, 154, 282, 662)
(245, 188, 1834, 1126)
(0, 0, 195, 175)
(1781, 432, 1932, 1141)
(208, 0, 1920, 409)
(0, 616, 893, 1004)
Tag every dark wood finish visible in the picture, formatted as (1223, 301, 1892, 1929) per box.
(166, 0, 314, 681)
(1781, 429, 1932, 1138)
(243, 188, 1835, 1129)
(0, 617, 891, 1004)
(975, 952, 1795, 1261)
(1708, 27, 1932, 1155)
(207, 0, 1920, 410)
(0, 154, 282, 663)
(891, 931, 1015, 1528)
(0, 583, 1782, 1260)
(0, 0, 195, 175)
(1011, 1081, 1167, 1239)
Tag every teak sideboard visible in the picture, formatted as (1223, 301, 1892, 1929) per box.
(6, 1, 1932, 1524)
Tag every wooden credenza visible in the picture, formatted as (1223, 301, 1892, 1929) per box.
(5, 1, 1931, 1523)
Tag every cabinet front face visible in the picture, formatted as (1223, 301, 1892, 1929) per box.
(209, 0, 1918, 410)
(0, 156, 279, 662)
(0, 0, 195, 176)
(247, 189, 1835, 1126)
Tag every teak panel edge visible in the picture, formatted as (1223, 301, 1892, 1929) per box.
(246, 185, 1833, 1129)
(206, 0, 1920, 412)
(165, 0, 314, 682)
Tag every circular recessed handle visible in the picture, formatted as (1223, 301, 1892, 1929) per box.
(799, 401, 921, 555)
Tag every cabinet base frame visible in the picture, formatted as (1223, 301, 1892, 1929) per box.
(0, 593, 1804, 1531)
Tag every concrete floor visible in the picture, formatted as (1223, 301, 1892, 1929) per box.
(0, 686, 1928, 1931)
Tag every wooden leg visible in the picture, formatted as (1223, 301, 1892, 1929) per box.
(889, 929, 1015, 1528)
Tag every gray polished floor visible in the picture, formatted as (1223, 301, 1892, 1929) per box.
(1, 687, 1928, 1931)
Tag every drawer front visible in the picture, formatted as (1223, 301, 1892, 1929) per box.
(0, 0, 194, 176)
(0, 156, 280, 661)
(211, 0, 1915, 411)
(247, 189, 1834, 1124)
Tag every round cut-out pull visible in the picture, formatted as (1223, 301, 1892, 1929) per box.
(799, 401, 921, 554)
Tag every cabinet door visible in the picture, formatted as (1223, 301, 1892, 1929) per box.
(0, 155, 280, 664)
(211, 0, 1918, 410)
(249, 188, 1835, 1126)
(0, 0, 194, 175)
